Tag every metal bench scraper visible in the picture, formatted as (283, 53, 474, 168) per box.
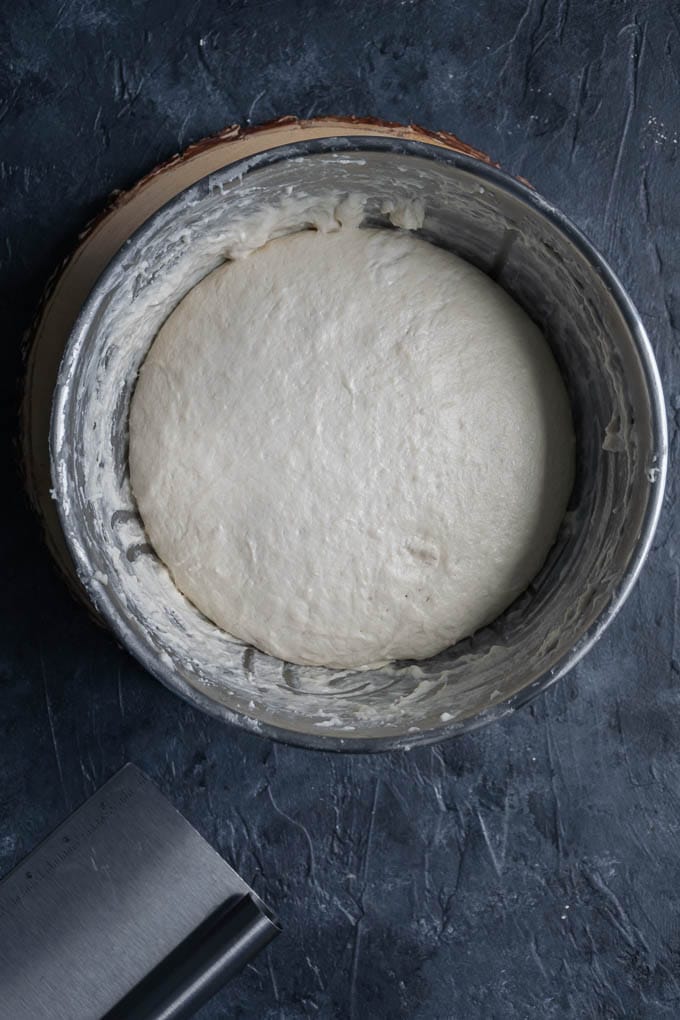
(0, 763, 280, 1019)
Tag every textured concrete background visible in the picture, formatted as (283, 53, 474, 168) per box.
(1, 1, 679, 1017)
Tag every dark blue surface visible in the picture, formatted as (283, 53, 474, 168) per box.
(1, 2, 679, 1017)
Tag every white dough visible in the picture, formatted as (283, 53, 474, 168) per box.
(129, 227, 574, 669)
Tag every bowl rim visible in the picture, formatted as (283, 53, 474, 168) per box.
(50, 135, 669, 752)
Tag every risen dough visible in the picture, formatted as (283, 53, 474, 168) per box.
(129, 227, 574, 668)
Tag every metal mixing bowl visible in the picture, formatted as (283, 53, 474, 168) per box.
(50, 137, 667, 751)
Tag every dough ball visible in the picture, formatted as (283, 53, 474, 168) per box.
(129, 227, 574, 668)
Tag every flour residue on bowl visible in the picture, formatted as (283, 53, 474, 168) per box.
(50, 145, 661, 744)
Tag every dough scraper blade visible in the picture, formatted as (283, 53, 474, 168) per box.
(0, 763, 280, 1019)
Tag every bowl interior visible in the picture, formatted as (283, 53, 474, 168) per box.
(51, 140, 665, 748)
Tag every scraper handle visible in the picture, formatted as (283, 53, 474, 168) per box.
(103, 893, 281, 1020)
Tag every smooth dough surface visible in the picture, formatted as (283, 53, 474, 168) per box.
(129, 227, 574, 669)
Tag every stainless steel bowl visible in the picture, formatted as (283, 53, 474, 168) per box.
(50, 137, 667, 751)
